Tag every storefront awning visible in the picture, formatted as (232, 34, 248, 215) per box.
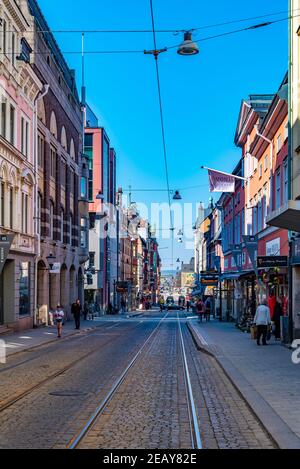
(220, 272, 241, 280)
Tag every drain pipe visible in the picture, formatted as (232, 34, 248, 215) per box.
(33, 84, 49, 328)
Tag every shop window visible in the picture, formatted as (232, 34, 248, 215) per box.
(19, 262, 30, 316)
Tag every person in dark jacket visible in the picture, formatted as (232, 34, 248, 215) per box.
(71, 299, 82, 330)
(273, 300, 283, 340)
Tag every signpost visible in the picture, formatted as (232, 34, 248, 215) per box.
(0, 234, 15, 275)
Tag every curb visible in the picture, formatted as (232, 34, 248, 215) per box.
(4, 323, 102, 359)
(187, 321, 300, 450)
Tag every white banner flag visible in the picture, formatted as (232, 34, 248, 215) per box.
(208, 169, 235, 193)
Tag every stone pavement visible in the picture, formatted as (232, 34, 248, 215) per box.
(188, 318, 300, 449)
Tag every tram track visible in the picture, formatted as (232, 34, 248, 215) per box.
(67, 311, 202, 449)
(0, 320, 148, 414)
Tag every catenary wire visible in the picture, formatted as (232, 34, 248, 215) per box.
(2, 14, 298, 56)
(5, 8, 300, 34)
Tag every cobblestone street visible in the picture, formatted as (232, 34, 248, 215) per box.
(0, 311, 276, 449)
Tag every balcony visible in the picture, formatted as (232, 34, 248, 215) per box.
(267, 200, 300, 232)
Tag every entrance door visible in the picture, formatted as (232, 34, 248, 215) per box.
(0, 271, 3, 325)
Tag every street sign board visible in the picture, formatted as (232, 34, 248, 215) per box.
(257, 256, 288, 268)
(116, 281, 129, 292)
(0, 234, 15, 275)
(200, 273, 219, 287)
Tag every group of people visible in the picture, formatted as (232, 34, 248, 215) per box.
(195, 297, 212, 322)
(253, 296, 284, 346)
(53, 299, 88, 338)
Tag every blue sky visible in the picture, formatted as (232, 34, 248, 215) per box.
(38, 0, 289, 269)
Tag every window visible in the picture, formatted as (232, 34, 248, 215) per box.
(258, 191, 262, 232)
(21, 193, 28, 233)
(0, 182, 5, 227)
(9, 187, 13, 229)
(263, 183, 268, 228)
(276, 134, 282, 153)
(61, 161, 66, 187)
(49, 201, 54, 239)
(21, 117, 29, 156)
(259, 163, 262, 178)
(19, 262, 30, 316)
(1, 99, 7, 138)
(284, 122, 288, 141)
(10, 105, 15, 145)
(264, 155, 268, 171)
(276, 169, 281, 208)
(60, 209, 64, 242)
(283, 159, 288, 204)
(38, 133, 45, 168)
(80, 176, 87, 199)
(37, 193, 42, 235)
(2, 19, 7, 55)
(69, 213, 73, 245)
(80, 218, 87, 248)
(11, 33, 16, 67)
(89, 252, 95, 269)
(50, 147, 56, 178)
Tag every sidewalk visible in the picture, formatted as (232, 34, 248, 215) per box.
(188, 318, 300, 449)
(2, 319, 101, 358)
(1, 310, 146, 359)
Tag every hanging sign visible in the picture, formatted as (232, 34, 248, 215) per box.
(0, 234, 15, 275)
(208, 170, 235, 193)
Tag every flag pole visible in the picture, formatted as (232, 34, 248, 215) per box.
(200, 166, 248, 181)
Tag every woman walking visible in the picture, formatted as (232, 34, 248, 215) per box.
(273, 299, 283, 340)
(54, 304, 64, 338)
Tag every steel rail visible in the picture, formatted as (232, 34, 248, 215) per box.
(0, 321, 145, 413)
(68, 312, 169, 449)
(177, 313, 202, 449)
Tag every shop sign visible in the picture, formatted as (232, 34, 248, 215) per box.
(200, 273, 219, 286)
(257, 256, 288, 268)
(0, 234, 15, 275)
(116, 281, 129, 292)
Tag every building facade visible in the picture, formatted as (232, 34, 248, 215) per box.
(0, 0, 42, 331)
(29, 0, 88, 324)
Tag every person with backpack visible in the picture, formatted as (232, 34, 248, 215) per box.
(205, 297, 212, 321)
(54, 304, 64, 338)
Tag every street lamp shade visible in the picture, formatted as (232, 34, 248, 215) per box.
(96, 191, 104, 200)
(176, 258, 180, 263)
(177, 31, 199, 56)
(173, 190, 182, 200)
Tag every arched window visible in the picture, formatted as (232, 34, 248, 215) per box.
(61, 126, 67, 150)
(70, 139, 75, 160)
(50, 111, 58, 139)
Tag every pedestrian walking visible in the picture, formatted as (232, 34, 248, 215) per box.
(159, 297, 165, 312)
(196, 298, 205, 322)
(205, 297, 212, 321)
(107, 302, 114, 315)
(120, 297, 126, 313)
(83, 301, 89, 321)
(186, 300, 190, 312)
(54, 304, 64, 338)
(71, 299, 82, 330)
(253, 299, 271, 346)
(273, 299, 283, 340)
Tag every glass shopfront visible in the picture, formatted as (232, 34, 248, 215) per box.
(19, 262, 30, 316)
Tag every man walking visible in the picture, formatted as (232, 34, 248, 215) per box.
(254, 299, 271, 346)
(71, 299, 82, 330)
